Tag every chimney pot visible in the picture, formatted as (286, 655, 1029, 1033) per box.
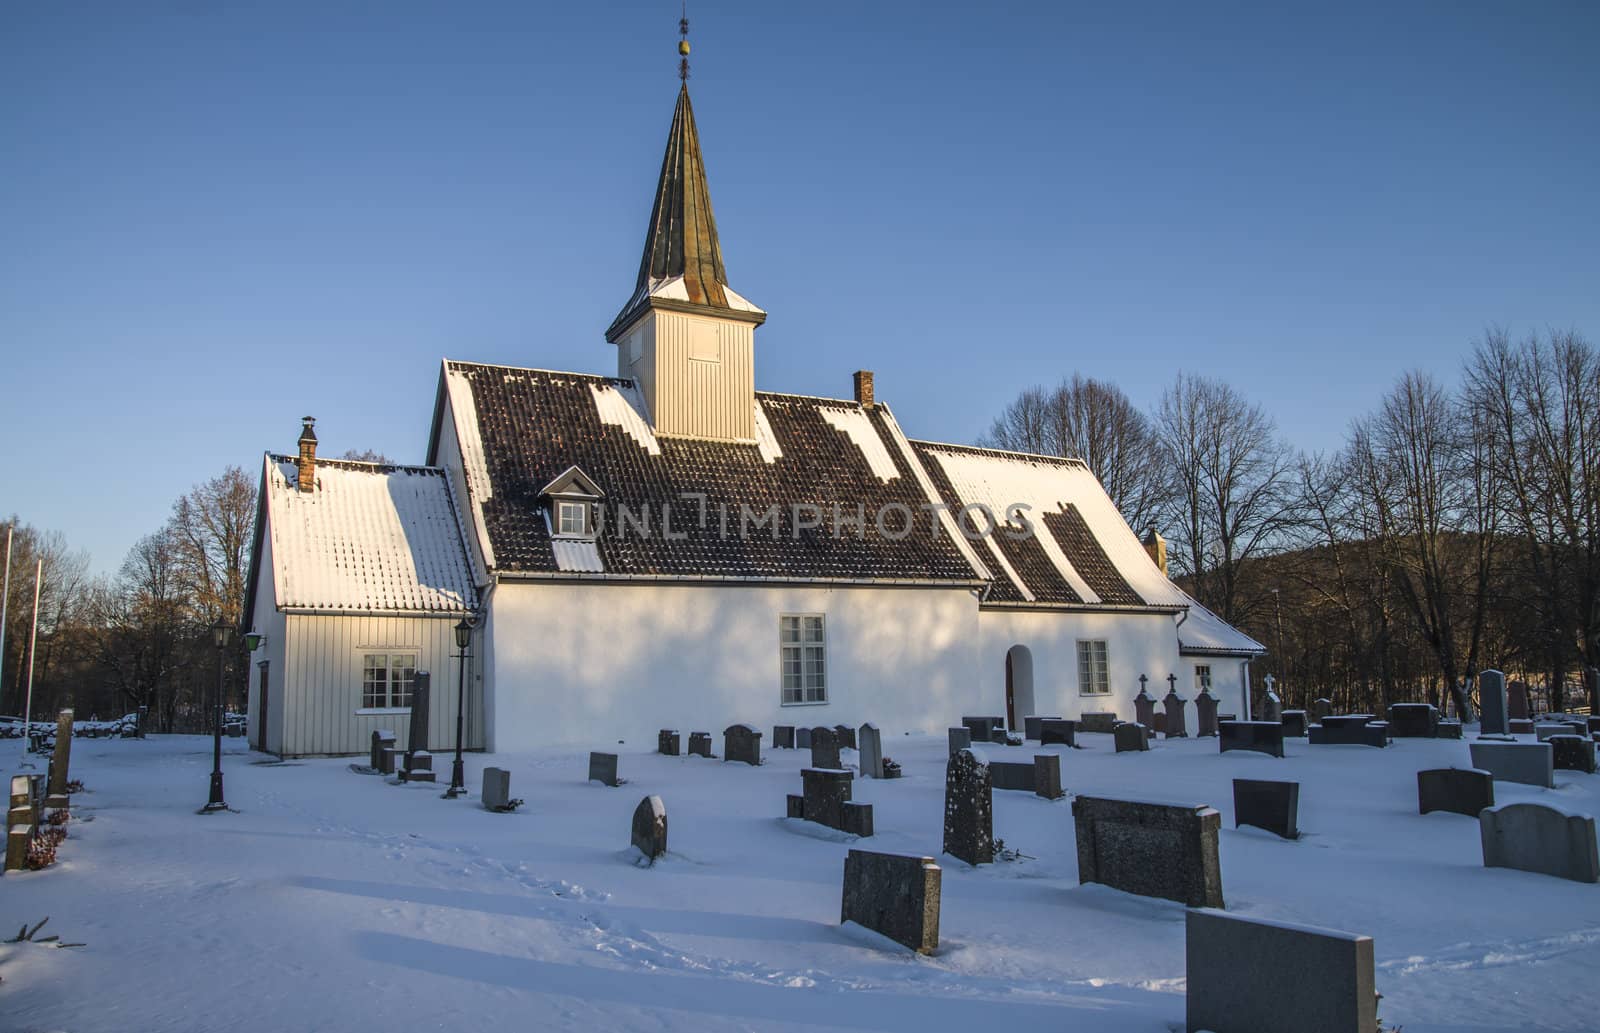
(296, 417, 318, 493)
(853, 370, 875, 409)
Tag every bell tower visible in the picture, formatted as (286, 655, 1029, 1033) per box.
(604, 19, 766, 444)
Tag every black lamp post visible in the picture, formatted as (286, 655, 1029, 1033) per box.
(446, 618, 471, 798)
(202, 622, 231, 812)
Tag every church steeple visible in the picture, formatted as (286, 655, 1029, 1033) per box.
(605, 83, 765, 343)
(604, 23, 765, 445)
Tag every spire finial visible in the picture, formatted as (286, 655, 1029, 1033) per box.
(678, 2, 690, 82)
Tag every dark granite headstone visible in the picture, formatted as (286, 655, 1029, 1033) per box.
(370, 729, 397, 770)
(841, 801, 874, 837)
(1072, 795, 1224, 908)
(1508, 680, 1530, 720)
(405, 674, 431, 761)
(1033, 753, 1064, 800)
(786, 794, 805, 819)
(840, 849, 941, 954)
(380, 746, 405, 775)
(1311, 698, 1334, 723)
(1195, 690, 1219, 737)
(990, 761, 1036, 792)
(1187, 910, 1377, 1033)
(1233, 779, 1300, 839)
(1023, 715, 1061, 741)
(961, 716, 1002, 743)
(1417, 767, 1494, 817)
(947, 726, 972, 756)
(1309, 716, 1388, 748)
(688, 731, 714, 758)
(943, 748, 993, 867)
(834, 725, 856, 750)
(658, 729, 681, 756)
(1436, 720, 1464, 739)
(1280, 710, 1308, 738)
(796, 726, 812, 750)
(1219, 720, 1285, 759)
(810, 727, 841, 769)
(1134, 690, 1156, 729)
(800, 767, 858, 832)
(588, 752, 620, 786)
(1039, 719, 1076, 747)
(1163, 691, 1189, 738)
(631, 795, 667, 861)
(1079, 712, 1118, 735)
(723, 724, 762, 766)
(1549, 735, 1597, 773)
(1388, 703, 1440, 738)
(1478, 669, 1508, 736)
(1113, 722, 1150, 753)
(1509, 718, 1536, 735)
(773, 725, 795, 749)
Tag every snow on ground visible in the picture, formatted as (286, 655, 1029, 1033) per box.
(2, 730, 1598, 1032)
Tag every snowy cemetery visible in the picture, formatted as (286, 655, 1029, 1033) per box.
(1, 674, 1597, 1033)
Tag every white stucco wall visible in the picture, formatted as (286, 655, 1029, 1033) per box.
(244, 530, 288, 752)
(485, 581, 982, 750)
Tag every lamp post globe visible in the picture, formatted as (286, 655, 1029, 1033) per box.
(447, 618, 471, 797)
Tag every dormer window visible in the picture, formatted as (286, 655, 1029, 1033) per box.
(539, 464, 605, 542)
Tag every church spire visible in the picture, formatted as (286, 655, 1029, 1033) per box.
(605, 19, 763, 343)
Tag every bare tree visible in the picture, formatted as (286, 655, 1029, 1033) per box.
(982, 374, 1165, 530)
(338, 448, 397, 464)
(167, 466, 256, 629)
(84, 530, 195, 730)
(1151, 373, 1295, 625)
(0, 517, 89, 713)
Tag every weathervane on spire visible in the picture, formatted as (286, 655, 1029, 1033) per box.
(678, 2, 690, 82)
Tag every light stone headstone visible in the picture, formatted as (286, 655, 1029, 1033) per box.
(1480, 802, 1599, 883)
(1187, 909, 1376, 1033)
(1470, 740, 1554, 788)
(481, 767, 512, 811)
(857, 723, 883, 779)
(48, 709, 74, 796)
(1260, 679, 1282, 724)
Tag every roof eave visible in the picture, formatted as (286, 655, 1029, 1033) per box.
(605, 294, 767, 344)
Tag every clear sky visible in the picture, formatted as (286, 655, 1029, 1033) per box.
(3, 1, 1596, 576)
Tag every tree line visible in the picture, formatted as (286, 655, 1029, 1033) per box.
(982, 328, 1600, 718)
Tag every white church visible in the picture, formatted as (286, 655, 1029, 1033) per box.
(242, 73, 1264, 758)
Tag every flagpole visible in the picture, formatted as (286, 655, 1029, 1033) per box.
(21, 558, 41, 768)
(0, 525, 12, 717)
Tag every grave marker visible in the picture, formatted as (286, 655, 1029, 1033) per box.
(943, 749, 993, 867)
(1195, 689, 1219, 737)
(1072, 796, 1224, 908)
(658, 729, 681, 756)
(48, 709, 73, 796)
(1478, 670, 1509, 735)
(688, 731, 714, 759)
(1162, 688, 1189, 738)
(1219, 720, 1285, 759)
(1508, 680, 1530, 720)
(1549, 735, 1596, 774)
(1033, 754, 1064, 800)
(723, 724, 762, 766)
(1480, 803, 1599, 883)
(1134, 677, 1156, 729)
(1388, 703, 1439, 738)
(947, 726, 972, 757)
(834, 725, 857, 750)
(1186, 910, 1376, 1033)
(1232, 779, 1300, 839)
(796, 727, 812, 750)
(1079, 712, 1118, 735)
(481, 767, 519, 811)
(1417, 768, 1494, 817)
(1311, 697, 1334, 723)
(631, 795, 668, 862)
(1469, 741, 1554, 788)
(810, 727, 841, 769)
(370, 730, 397, 771)
(1039, 719, 1076, 747)
(1113, 722, 1150, 753)
(840, 849, 941, 954)
(858, 723, 883, 779)
(588, 752, 621, 787)
(772, 725, 795, 749)
(1281, 710, 1308, 738)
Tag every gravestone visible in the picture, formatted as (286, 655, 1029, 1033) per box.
(1134, 687, 1156, 729)
(1039, 719, 1076, 747)
(1113, 722, 1150, 753)
(1233, 779, 1300, 839)
(631, 795, 668, 862)
(1549, 735, 1597, 774)
(947, 726, 972, 757)
(370, 730, 397, 771)
(658, 729, 681, 756)
(841, 801, 874, 836)
(137, 705, 149, 737)
(588, 752, 621, 786)
(798, 768, 871, 835)
(1509, 719, 1536, 735)
(795, 727, 812, 750)
(1195, 689, 1219, 737)
(1186, 909, 1377, 1033)
(481, 767, 513, 811)
(1309, 715, 1388, 748)
(1072, 796, 1224, 908)
(1219, 720, 1285, 759)
(1480, 803, 1599, 883)
(401, 750, 435, 783)
(1589, 666, 1600, 717)
(1033, 754, 1064, 800)
(840, 849, 941, 954)
(772, 725, 795, 749)
(1436, 720, 1464, 740)
(1478, 669, 1509, 735)
(960, 715, 1003, 744)
(723, 724, 762, 766)
(833, 725, 856, 750)
(688, 732, 714, 758)
(1508, 680, 1530, 720)
(1388, 703, 1439, 738)
(1151, 712, 1167, 736)
(1281, 710, 1308, 738)
(1534, 722, 1575, 742)
(1079, 712, 1118, 735)
(1023, 715, 1061, 741)
(1417, 768, 1494, 818)
(1470, 740, 1554, 788)
(381, 746, 406, 775)
(1162, 690, 1189, 738)
(943, 749, 993, 867)
(1260, 680, 1282, 724)
(990, 761, 1036, 792)
(1311, 697, 1334, 723)
(5, 825, 29, 873)
(810, 727, 841, 769)
(47, 709, 74, 796)
(1590, 716, 1600, 736)
(399, 673, 432, 781)
(858, 723, 883, 779)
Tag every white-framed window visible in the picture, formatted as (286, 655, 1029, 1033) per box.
(1194, 665, 1212, 694)
(780, 614, 826, 704)
(1076, 639, 1109, 696)
(556, 500, 589, 537)
(362, 653, 417, 710)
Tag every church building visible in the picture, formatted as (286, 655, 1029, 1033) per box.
(242, 58, 1264, 758)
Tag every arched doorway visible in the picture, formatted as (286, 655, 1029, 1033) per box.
(1005, 645, 1035, 731)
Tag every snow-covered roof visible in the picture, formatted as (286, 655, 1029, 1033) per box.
(911, 441, 1266, 656)
(256, 455, 477, 615)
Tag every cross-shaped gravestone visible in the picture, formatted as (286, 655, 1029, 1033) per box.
(1264, 674, 1276, 695)
(1168, 673, 1178, 693)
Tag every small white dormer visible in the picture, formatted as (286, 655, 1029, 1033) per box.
(540, 466, 605, 540)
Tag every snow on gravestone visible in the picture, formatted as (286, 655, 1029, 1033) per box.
(1479, 802, 1600, 884)
(631, 796, 667, 862)
(942, 748, 993, 867)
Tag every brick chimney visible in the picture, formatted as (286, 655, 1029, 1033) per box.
(853, 370, 874, 409)
(296, 417, 318, 493)
(1142, 526, 1168, 576)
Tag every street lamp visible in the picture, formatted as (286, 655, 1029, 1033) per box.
(446, 618, 471, 798)
(202, 622, 232, 813)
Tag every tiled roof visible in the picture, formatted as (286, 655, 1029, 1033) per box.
(259, 456, 477, 614)
(430, 361, 983, 584)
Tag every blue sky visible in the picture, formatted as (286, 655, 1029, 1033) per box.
(2, 1, 1596, 575)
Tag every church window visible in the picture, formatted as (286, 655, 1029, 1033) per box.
(1076, 640, 1109, 696)
(780, 614, 826, 704)
(362, 653, 417, 710)
(1194, 665, 1212, 693)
